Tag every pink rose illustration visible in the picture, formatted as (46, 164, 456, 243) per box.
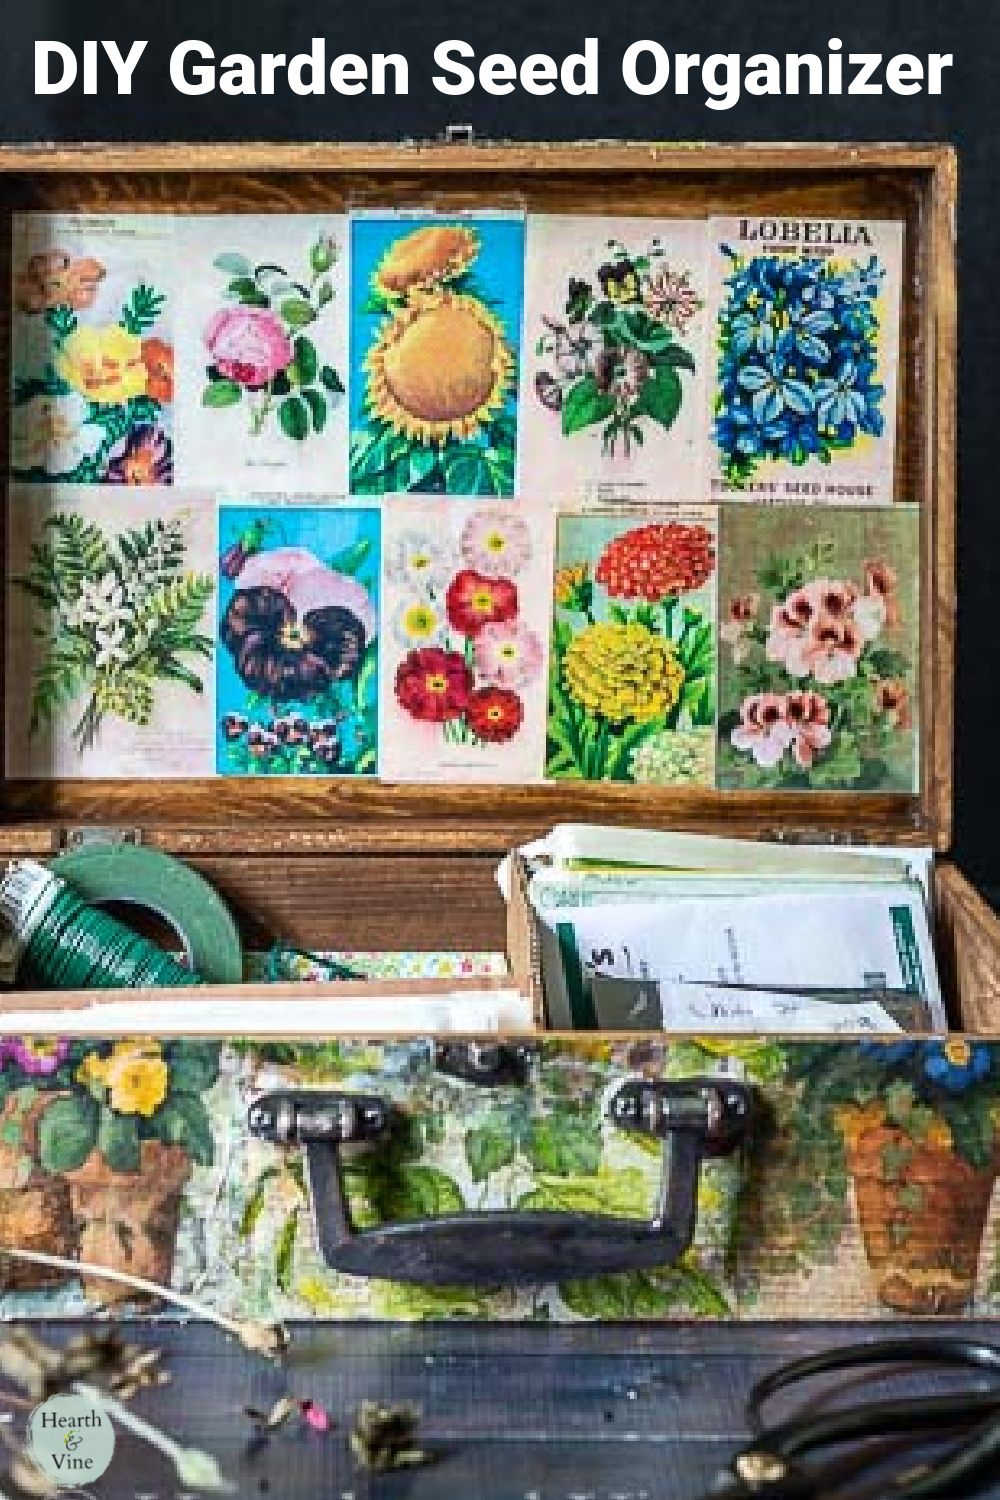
(205, 307, 293, 388)
(784, 691, 832, 768)
(730, 692, 793, 768)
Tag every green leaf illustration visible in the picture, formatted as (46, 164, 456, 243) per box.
(301, 388, 327, 434)
(276, 1210, 299, 1292)
(562, 375, 616, 436)
(150, 1092, 215, 1167)
(294, 336, 319, 385)
(465, 1119, 518, 1182)
(634, 365, 683, 431)
(203, 380, 242, 408)
(38, 1093, 99, 1174)
(239, 1168, 281, 1240)
(329, 538, 372, 576)
(321, 365, 345, 393)
(279, 396, 309, 441)
(228, 277, 269, 307)
(214, 252, 253, 276)
(167, 1043, 221, 1095)
(524, 1116, 602, 1177)
(280, 297, 316, 330)
(98, 1108, 141, 1174)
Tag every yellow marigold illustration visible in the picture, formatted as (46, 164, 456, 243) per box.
(365, 291, 512, 445)
(103, 1039, 168, 1118)
(56, 324, 148, 404)
(562, 620, 684, 725)
(374, 224, 480, 297)
(554, 563, 590, 606)
(76, 1052, 110, 1089)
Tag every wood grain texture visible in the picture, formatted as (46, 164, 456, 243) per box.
(936, 862, 1000, 1027)
(0, 141, 953, 850)
(21, 1317, 1000, 1500)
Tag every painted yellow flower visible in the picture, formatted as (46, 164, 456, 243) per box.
(76, 1052, 110, 1089)
(554, 563, 590, 607)
(103, 1039, 168, 1118)
(834, 1102, 885, 1146)
(374, 224, 480, 298)
(365, 291, 512, 445)
(55, 324, 148, 404)
(562, 620, 684, 725)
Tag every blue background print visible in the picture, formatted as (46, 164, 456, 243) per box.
(216, 504, 380, 776)
(348, 213, 525, 494)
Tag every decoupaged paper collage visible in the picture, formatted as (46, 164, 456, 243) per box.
(5, 208, 916, 791)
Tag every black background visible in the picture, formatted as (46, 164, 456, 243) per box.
(4, 0, 997, 896)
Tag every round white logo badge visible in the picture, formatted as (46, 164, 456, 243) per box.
(26, 1393, 116, 1488)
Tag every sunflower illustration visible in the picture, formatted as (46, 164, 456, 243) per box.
(364, 291, 513, 445)
(373, 224, 481, 299)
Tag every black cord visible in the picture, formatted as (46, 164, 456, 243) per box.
(713, 1337, 1000, 1500)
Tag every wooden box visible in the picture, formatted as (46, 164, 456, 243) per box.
(0, 139, 996, 1027)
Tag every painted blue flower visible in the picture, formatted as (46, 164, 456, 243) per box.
(815, 361, 869, 431)
(716, 403, 790, 458)
(778, 306, 834, 364)
(730, 308, 776, 357)
(737, 356, 815, 424)
(924, 1041, 991, 1092)
(859, 1040, 918, 1064)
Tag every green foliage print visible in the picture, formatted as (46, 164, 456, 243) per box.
(16, 510, 214, 752)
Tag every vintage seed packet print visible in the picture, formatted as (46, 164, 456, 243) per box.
(718, 503, 919, 793)
(216, 504, 379, 776)
(348, 212, 525, 496)
(705, 216, 904, 502)
(548, 507, 717, 785)
(521, 215, 709, 501)
(381, 500, 554, 783)
(175, 216, 347, 491)
(11, 214, 175, 485)
(5, 487, 216, 778)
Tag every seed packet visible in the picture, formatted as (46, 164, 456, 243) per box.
(216, 503, 379, 776)
(705, 215, 904, 502)
(381, 499, 553, 782)
(547, 506, 717, 785)
(718, 503, 919, 792)
(348, 212, 524, 496)
(521, 215, 708, 500)
(175, 216, 347, 491)
(11, 214, 175, 485)
(5, 486, 216, 777)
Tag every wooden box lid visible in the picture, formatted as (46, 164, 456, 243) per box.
(0, 141, 958, 858)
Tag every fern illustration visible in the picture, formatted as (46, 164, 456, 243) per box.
(15, 512, 214, 753)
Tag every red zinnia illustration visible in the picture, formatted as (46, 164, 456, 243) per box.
(394, 647, 472, 723)
(466, 686, 524, 743)
(595, 523, 716, 602)
(445, 569, 518, 637)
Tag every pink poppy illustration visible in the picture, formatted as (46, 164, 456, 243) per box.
(784, 691, 833, 768)
(205, 307, 293, 389)
(730, 693, 793, 767)
(474, 620, 544, 690)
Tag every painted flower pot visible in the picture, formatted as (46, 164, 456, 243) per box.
(65, 1141, 191, 1305)
(845, 1119, 1000, 1313)
(0, 1092, 76, 1290)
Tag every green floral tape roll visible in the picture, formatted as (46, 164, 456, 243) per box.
(50, 845, 243, 986)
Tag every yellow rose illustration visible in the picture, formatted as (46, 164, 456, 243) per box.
(104, 1039, 168, 1117)
(56, 324, 148, 404)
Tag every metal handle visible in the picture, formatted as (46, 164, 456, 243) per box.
(248, 1079, 753, 1287)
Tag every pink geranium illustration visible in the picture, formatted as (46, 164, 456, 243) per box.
(730, 693, 793, 767)
(784, 691, 833, 768)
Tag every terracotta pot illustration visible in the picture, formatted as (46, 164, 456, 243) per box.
(0, 1094, 75, 1290)
(846, 1120, 1000, 1313)
(65, 1141, 192, 1305)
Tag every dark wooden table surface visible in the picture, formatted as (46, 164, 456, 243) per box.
(13, 1319, 1000, 1500)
